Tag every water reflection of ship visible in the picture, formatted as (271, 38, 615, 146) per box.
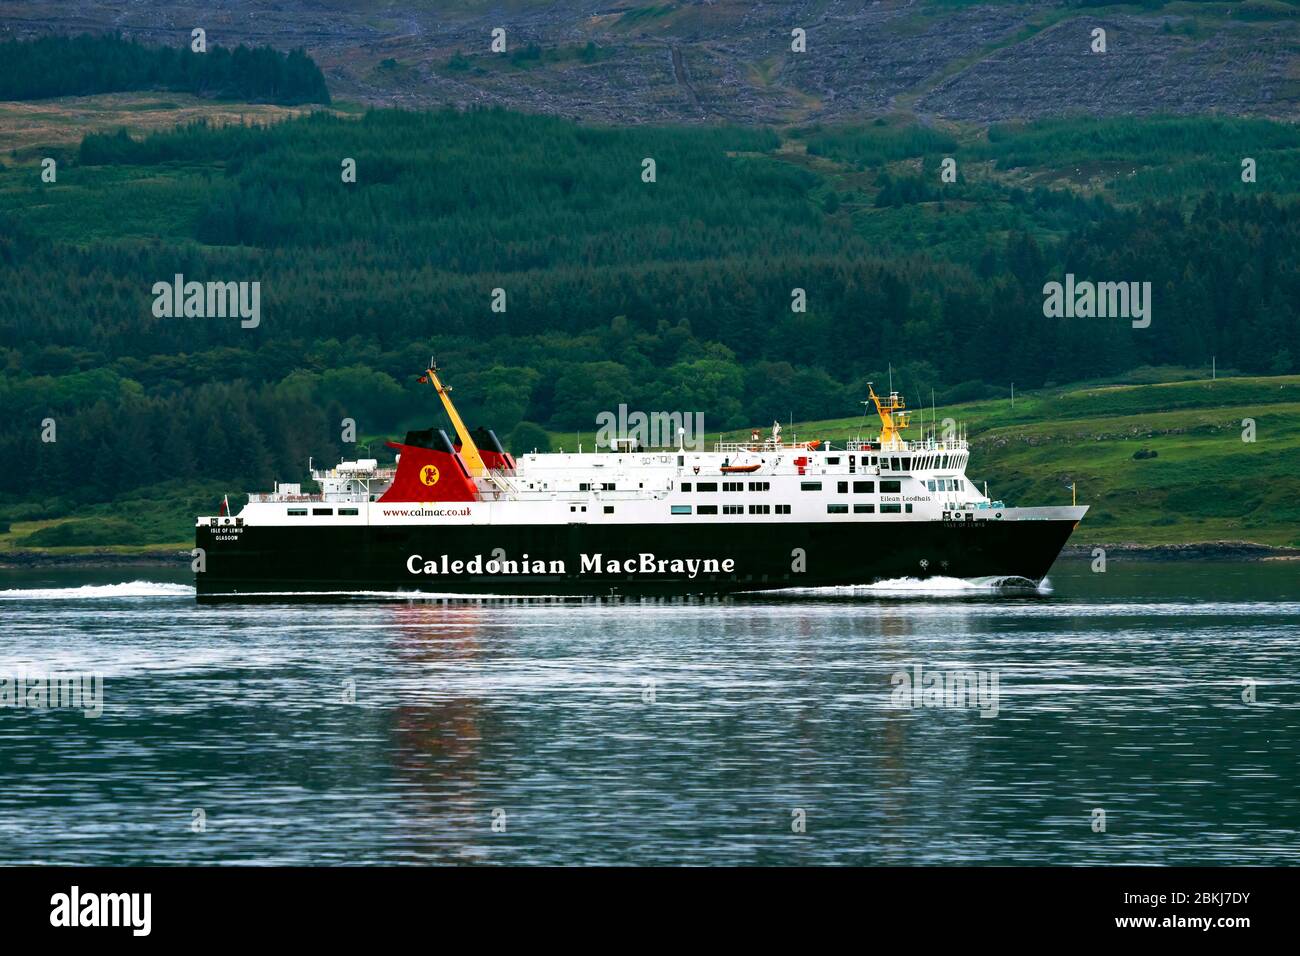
(387, 603, 491, 863)
(873, 605, 985, 864)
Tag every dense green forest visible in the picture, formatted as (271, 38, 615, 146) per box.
(0, 34, 329, 104)
(1, 106, 1297, 535)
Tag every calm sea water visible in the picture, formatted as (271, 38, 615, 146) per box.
(0, 560, 1296, 866)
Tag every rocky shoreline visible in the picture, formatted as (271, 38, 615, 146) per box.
(0, 550, 190, 569)
(1059, 541, 1300, 561)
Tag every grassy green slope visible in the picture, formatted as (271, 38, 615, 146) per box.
(702, 375, 1300, 548)
(6, 374, 1298, 557)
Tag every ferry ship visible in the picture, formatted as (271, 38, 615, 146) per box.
(194, 364, 1086, 598)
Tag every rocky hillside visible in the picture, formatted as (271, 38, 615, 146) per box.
(1, 1, 1295, 124)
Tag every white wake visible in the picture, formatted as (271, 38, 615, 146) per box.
(760, 575, 1051, 596)
(0, 581, 195, 600)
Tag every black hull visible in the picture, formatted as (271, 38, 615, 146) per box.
(194, 518, 1081, 600)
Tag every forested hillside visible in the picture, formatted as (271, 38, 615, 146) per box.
(0, 34, 329, 104)
(0, 106, 1297, 542)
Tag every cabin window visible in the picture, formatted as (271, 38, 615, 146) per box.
(671, 505, 692, 515)
(748, 481, 769, 491)
(681, 482, 692, 492)
(339, 508, 359, 516)
(837, 481, 848, 493)
(854, 481, 875, 493)
(723, 482, 744, 492)
(881, 503, 902, 514)
(827, 504, 848, 514)
(677, 456, 685, 466)
(312, 507, 332, 516)
(827, 457, 840, 465)
(775, 504, 791, 514)
(880, 480, 902, 494)
(905, 503, 914, 513)
(723, 505, 744, 515)
(697, 505, 718, 515)
(579, 483, 590, 491)
(697, 482, 718, 492)
(749, 504, 770, 515)
(801, 481, 822, 491)
(604, 506, 615, 514)
(854, 504, 874, 514)
(287, 508, 307, 516)
(602, 483, 616, 491)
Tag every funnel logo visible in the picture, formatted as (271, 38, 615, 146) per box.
(419, 465, 440, 487)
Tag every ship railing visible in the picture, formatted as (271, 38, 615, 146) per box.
(309, 468, 396, 481)
(844, 439, 969, 452)
(247, 492, 375, 503)
(713, 441, 812, 453)
(477, 471, 520, 500)
(714, 438, 969, 453)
